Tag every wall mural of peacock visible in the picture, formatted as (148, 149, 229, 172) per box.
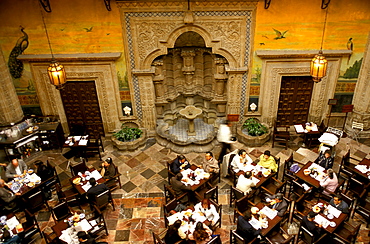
(8, 26, 29, 79)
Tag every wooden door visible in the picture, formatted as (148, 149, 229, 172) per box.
(276, 76, 314, 126)
(60, 81, 104, 138)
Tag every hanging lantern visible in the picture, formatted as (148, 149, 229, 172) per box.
(47, 60, 66, 89)
(310, 50, 328, 83)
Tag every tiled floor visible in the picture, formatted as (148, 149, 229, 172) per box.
(21, 132, 370, 243)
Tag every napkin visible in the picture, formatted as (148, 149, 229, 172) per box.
(314, 214, 330, 228)
(90, 170, 102, 181)
(249, 217, 262, 230)
(6, 216, 19, 231)
(294, 125, 305, 133)
(327, 205, 341, 218)
(355, 165, 368, 174)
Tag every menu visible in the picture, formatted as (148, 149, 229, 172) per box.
(259, 206, 277, 220)
(294, 124, 305, 133)
(314, 214, 330, 228)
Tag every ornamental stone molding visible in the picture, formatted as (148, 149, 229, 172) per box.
(119, 3, 253, 131)
(29, 61, 122, 135)
(257, 52, 343, 127)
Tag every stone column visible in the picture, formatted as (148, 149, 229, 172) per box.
(0, 47, 23, 126)
(347, 32, 370, 135)
(134, 70, 157, 134)
(226, 69, 247, 115)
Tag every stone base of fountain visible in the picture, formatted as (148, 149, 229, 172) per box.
(156, 119, 218, 154)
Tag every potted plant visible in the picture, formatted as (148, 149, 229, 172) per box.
(237, 117, 271, 146)
(241, 118, 268, 136)
(112, 123, 146, 151)
(113, 125, 142, 142)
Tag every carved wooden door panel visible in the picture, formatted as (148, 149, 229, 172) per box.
(276, 76, 314, 126)
(60, 81, 104, 138)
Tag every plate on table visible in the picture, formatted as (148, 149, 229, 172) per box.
(327, 213, 334, 219)
(330, 222, 336, 227)
(312, 206, 321, 213)
(35, 180, 41, 185)
(27, 169, 34, 174)
(73, 177, 81, 184)
(27, 182, 35, 187)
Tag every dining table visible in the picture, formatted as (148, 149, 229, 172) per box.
(353, 158, 370, 181)
(181, 164, 211, 192)
(52, 213, 94, 244)
(0, 213, 23, 236)
(294, 123, 320, 148)
(295, 161, 327, 189)
(7, 170, 42, 196)
(251, 202, 283, 236)
(69, 168, 105, 195)
(235, 163, 274, 189)
(310, 200, 348, 234)
(63, 135, 89, 158)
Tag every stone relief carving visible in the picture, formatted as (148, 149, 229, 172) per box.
(201, 21, 242, 62)
(136, 21, 179, 62)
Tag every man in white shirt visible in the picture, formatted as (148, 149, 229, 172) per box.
(201, 151, 219, 174)
(236, 171, 255, 195)
(231, 149, 253, 173)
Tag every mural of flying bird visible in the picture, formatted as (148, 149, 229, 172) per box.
(84, 27, 93, 32)
(273, 28, 288, 40)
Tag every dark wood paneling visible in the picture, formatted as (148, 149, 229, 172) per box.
(277, 76, 314, 126)
(60, 81, 104, 138)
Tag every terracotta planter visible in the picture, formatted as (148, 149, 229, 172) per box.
(236, 124, 271, 147)
(111, 128, 147, 151)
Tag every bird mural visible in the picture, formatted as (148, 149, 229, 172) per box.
(83, 26, 94, 32)
(273, 28, 288, 40)
(8, 26, 29, 79)
(347, 38, 353, 50)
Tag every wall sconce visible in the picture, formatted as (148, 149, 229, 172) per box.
(123, 106, 131, 116)
(250, 103, 257, 112)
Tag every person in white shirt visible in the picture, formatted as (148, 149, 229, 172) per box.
(231, 149, 253, 173)
(217, 121, 235, 162)
(236, 171, 255, 195)
(194, 198, 220, 226)
(319, 169, 338, 194)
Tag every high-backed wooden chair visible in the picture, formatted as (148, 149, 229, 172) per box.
(272, 122, 290, 149)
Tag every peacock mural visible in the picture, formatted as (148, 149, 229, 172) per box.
(8, 26, 29, 79)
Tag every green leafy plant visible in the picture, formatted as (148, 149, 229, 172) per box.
(113, 125, 142, 142)
(242, 118, 268, 136)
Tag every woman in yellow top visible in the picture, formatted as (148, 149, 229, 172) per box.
(258, 150, 278, 172)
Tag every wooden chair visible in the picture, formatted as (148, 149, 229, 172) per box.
(152, 229, 166, 244)
(21, 210, 44, 244)
(23, 190, 50, 217)
(51, 200, 73, 222)
(332, 221, 361, 244)
(298, 225, 327, 244)
(105, 164, 122, 192)
(260, 177, 287, 197)
(43, 231, 58, 244)
(164, 184, 188, 204)
(230, 229, 258, 244)
(265, 225, 294, 244)
(207, 234, 221, 244)
(195, 185, 218, 203)
(272, 122, 290, 149)
(44, 160, 61, 190)
(209, 198, 222, 230)
(288, 180, 312, 213)
(229, 186, 246, 207)
(69, 159, 88, 176)
(233, 196, 255, 223)
(88, 205, 109, 239)
(85, 134, 104, 160)
(163, 198, 178, 228)
(282, 154, 302, 182)
(55, 183, 82, 209)
(227, 153, 237, 183)
(354, 197, 370, 228)
(166, 160, 176, 183)
(344, 177, 368, 199)
(91, 189, 115, 211)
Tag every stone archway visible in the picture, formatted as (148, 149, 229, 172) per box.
(119, 1, 255, 140)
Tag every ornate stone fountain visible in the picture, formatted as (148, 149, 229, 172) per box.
(179, 105, 202, 136)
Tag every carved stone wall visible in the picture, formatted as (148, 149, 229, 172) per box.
(119, 1, 254, 130)
(347, 32, 370, 136)
(0, 47, 23, 125)
(29, 61, 122, 135)
(256, 50, 347, 127)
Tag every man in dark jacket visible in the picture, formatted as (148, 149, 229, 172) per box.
(237, 210, 261, 242)
(171, 155, 190, 174)
(170, 173, 191, 203)
(100, 157, 116, 180)
(329, 195, 349, 214)
(301, 211, 322, 237)
(0, 179, 20, 210)
(270, 193, 288, 217)
(314, 150, 333, 170)
(86, 178, 109, 202)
